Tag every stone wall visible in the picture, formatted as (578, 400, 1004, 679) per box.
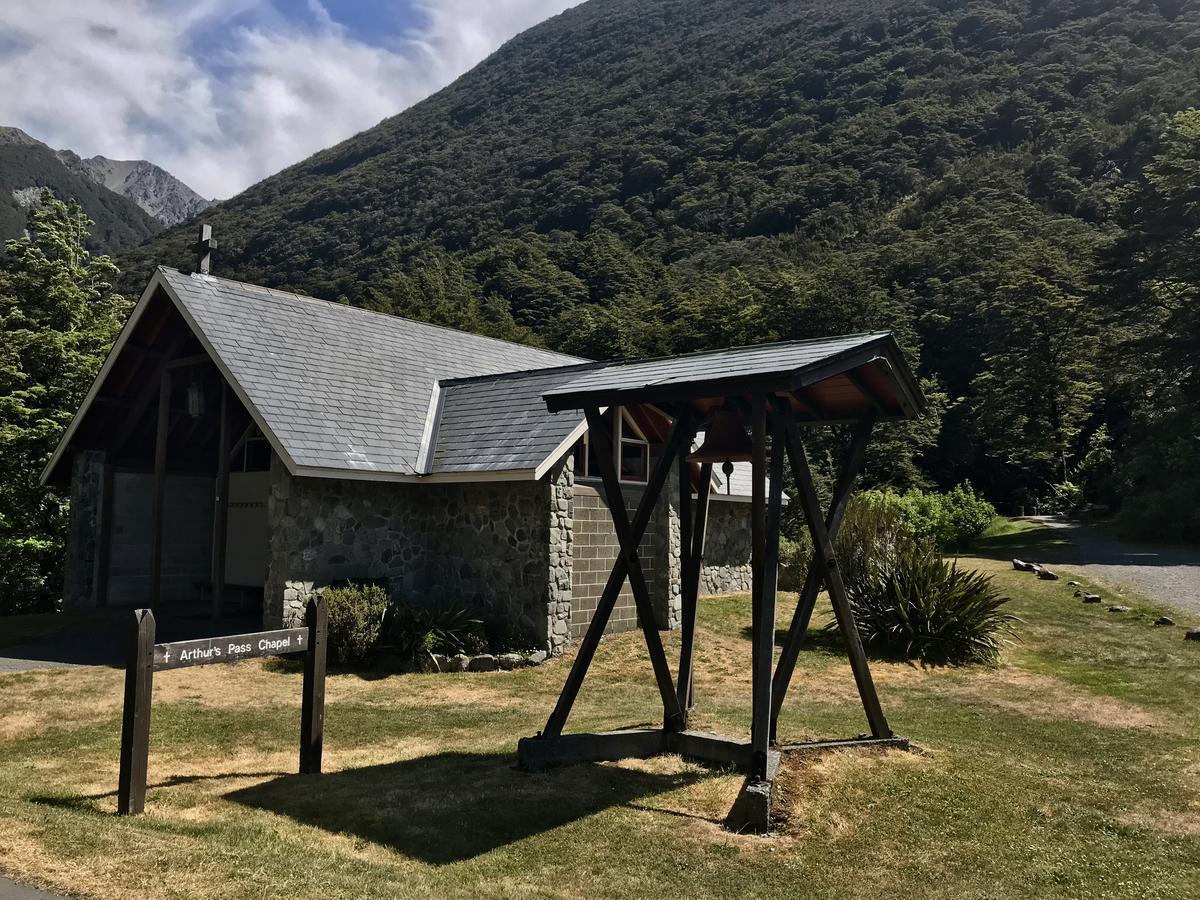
(62, 450, 105, 608)
(699, 498, 753, 595)
(264, 454, 574, 655)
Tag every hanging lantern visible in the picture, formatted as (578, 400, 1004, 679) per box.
(186, 378, 205, 419)
(690, 409, 753, 464)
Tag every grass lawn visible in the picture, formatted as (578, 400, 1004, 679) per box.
(2, 521, 1198, 899)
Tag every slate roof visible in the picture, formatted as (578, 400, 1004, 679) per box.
(46, 266, 905, 496)
(542, 332, 902, 410)
(160, 268, 583, 477)
(429, 365, 595, 475)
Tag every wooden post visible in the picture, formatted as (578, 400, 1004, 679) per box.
(210, 381, 231, 620)
(584, 406, 685, 732)
(749, 396, 766, 739)
(118, 609, 155, 815)
(783, 414, 891, 738)
(676, 460, 712, 714)
(149, 371, 171, 611)
(300, 597, 328, 774)
(749, 398, 783, 781)
(539, 409, 695, 739)
(770, 413, 874, 740)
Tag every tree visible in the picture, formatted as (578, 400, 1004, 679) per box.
(0, 192, 128, 613)
(1098, 109, 1200, 538)
(965, 274, 1101, 494)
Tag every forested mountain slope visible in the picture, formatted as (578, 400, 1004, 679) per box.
(0, 127, 162, 251)
(121, 0, 1200, 507)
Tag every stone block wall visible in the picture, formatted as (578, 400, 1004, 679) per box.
(699, 499, 753, 595)
(62, 450, 105, 608)
(264, 454, 574, 655)
(570, 462, 681, 639)
(570, 483, 642, 638)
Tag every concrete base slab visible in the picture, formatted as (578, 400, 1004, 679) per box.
(780, 735, 910, 754)
(725, 750, 780, 834)
(518, 727, 759, 774)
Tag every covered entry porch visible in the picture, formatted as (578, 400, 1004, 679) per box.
(47, 278, 272, 621)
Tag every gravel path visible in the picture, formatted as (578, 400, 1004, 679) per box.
(1023, 516, 1200, 617)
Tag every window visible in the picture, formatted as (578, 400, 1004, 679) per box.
(574, 408, 650, 485)
(619, 422, 648, 487)
(234, 433, 272, 472)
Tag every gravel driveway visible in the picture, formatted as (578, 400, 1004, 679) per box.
(1023, 516, 1200, 617)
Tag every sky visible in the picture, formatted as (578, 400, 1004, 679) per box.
(0, 0, 579, 200)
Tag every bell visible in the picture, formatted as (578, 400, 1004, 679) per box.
(691, 410, 753, 463)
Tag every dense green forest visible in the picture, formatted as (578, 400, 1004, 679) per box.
(121, 0, 1200, 535)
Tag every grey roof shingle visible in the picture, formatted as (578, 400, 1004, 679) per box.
(542, 332, 894, 408)
(430, 366, 594, 474)
(161, 268, 582, 476)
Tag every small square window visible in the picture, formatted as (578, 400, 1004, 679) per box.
(620, 439, 648, 483)
(237, 436, 271, 472)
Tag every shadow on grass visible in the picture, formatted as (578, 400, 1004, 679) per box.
(968, 524, 1073, 563)
(228, 751, 707, 864)
(29, 770, 295, 815)
(736, 624, 932, 666)
(738, 624, 849, 655)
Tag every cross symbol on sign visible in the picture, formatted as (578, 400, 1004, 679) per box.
(162, 647, 171, 662)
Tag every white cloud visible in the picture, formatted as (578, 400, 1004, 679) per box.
(0, 0, 578, 199)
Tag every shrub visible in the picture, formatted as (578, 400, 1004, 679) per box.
(482, 614, 539, 654)
(933, 482, 998, 549)
(322, 584, 390, 666)
(1119, 482, 1200, 543)
(833, 489, 912, 588)
(381, 601, 485, 670)
(836, 541, 1016, 666)
(843, 483, 997, 553)
(778, 535, 812, 591)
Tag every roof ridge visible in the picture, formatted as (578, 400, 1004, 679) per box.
(158, 266, 584, 363)
(439, 358, 610, 388)
(604, 332, 893, 368)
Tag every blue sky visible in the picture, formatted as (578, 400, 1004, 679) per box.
(0, 0, 577, 199)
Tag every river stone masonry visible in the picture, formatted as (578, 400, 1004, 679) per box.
(264, 454, 576, 656)
(700, 500, 753, 595)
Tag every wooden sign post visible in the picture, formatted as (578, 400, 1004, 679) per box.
(117, 598, 328, 815)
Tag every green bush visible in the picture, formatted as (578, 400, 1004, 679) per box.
(933, 482, 999, 549)
(1119, 482, 1200, 543)
(322, 584, 390, 666)
(836, 541, 1016, 666)
(778, 535, 812, 591)
(846, 483, 997, 553)
(381, 602, 485, 670)
(833, 490, 912, 589)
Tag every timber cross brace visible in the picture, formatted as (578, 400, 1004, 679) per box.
(518, 334, 924, 833)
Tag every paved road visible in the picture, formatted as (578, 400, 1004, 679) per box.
(0, 607, 261, 673)
(0, 877, 67, 899)
(1024, 516, 1200, 617)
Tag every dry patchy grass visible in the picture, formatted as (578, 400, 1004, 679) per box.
(1, 522, 1199, 898)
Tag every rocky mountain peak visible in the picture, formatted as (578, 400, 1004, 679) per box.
(56, 151, 211, 227)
